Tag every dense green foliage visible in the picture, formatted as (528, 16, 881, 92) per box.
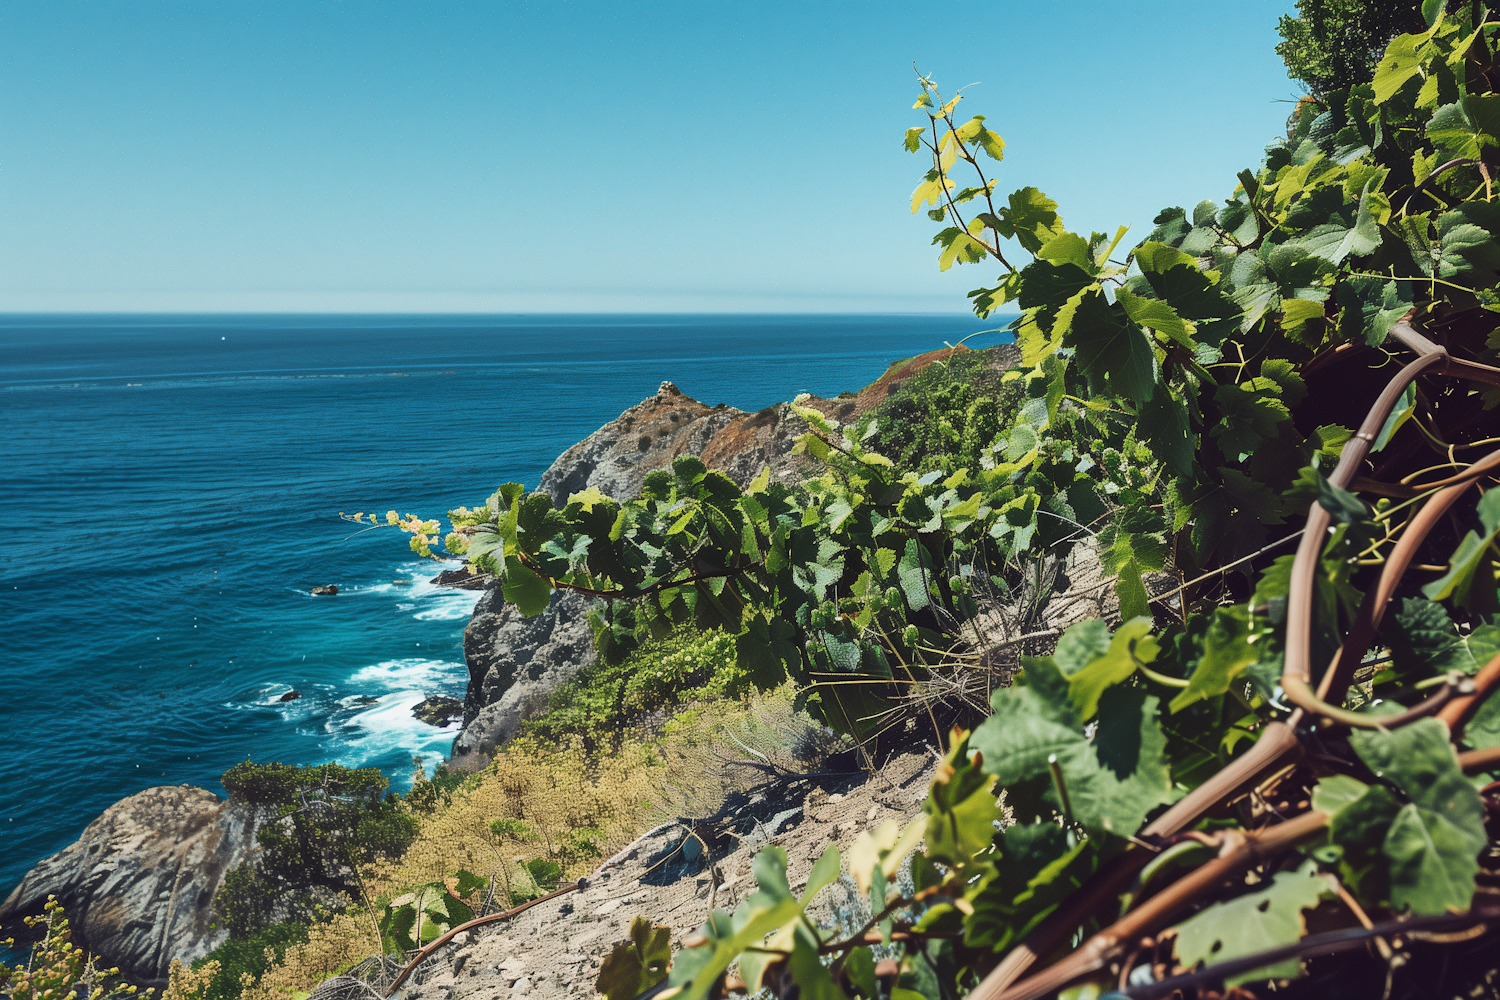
(858, 346, 1024, 475)
(220, 762, 387, 805)
(189, 923, 307, 1000)
(366, 3, 1500, 997)
(209, 763, 421, 1000)
(521, 626, 748, 749)
(1277, 0, 1428, 98)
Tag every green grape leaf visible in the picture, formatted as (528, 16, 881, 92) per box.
(997, 186, 1065, 253)
(1065, 616, 1158, 722)
(1138, 390, 1195, 479)
(736, 612, 798, 690)
(502, 555, 554, 616)
(669, 847, 803, 1000)
(1171, 862, 1327, 985)
(845, 947, 877, 1000)
(923, 731, 1004, 874)
(1465, 683, 1500, 750)
(1061, 287, 1158, 406)
(1211, 380, 1291, 463)
(787, 924, 847, 1000)
(1373, 32, 1425, 104)
(1296, 182, 1382, 264)
(1170, 605, 1258, 712)
(964, 821, 1100, 953)
(1316, 466, 1370, 524)
(1428, 94, 1500, 159)
(973, 664, 1172, 837)
(1386, 598, 1500, 676)
(595, 917, 673, 1000)
(1371, 383, 1416, 452)
(1116, 287, 1196, 347)
(800, 844, 841, 906)
(1311, 774, 1372, 818)
(1335, 274, 1411, 347)
(1422, 489, 1500, 614)
(1348, 719, 1488, 914)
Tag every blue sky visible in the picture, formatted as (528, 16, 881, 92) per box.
(0, 1, 1301, 313)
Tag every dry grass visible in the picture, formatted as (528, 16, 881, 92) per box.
(166, 687, 827, 1000)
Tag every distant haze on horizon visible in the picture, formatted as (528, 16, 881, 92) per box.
(1, 1, 1299, 314)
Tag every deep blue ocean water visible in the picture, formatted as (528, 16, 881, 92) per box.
(0, 313, 1003, 892)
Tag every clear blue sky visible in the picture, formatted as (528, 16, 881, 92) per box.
(0, 1, 1301, 313)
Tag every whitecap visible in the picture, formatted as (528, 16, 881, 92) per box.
(324, 690, 462, 772)
(348, 657, 466, 691)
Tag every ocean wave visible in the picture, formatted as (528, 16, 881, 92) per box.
(325, 691, 460, 773)
(347, 657, 466, 691)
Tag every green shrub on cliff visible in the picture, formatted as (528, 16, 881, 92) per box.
(188, 923, 307, 1000)
(213, 763, 418, 953)
(521, 626, 747, 750)
(220, 762, 386, 805)
(858, 345, 1023, 475)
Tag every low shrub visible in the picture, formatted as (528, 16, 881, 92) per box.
(220, 762, 386, 805)
(1, 897, 144, 1000)
(189, 922, 307, 1000)
(522, 627, 745, 749)
(859, 346, 1023, 474)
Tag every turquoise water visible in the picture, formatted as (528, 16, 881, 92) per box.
(0, 313, 1003, 889)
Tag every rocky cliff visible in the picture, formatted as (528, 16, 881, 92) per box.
(0, 786, 265, 988)
(450, 348, 1001, 764)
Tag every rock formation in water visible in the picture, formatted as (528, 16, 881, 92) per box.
(0, 786, 265, 988)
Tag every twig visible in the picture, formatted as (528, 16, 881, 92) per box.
(382, 881, 585, 996)
(1120, 907, 1499, 999)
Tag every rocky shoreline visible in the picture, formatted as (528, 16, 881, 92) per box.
(1, 346, 1002, 984)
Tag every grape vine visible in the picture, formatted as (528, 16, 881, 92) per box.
(366, 4, 1500, 996)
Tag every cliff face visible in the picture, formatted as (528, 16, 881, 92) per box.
(451, 349, 991, 762)
(0, 786, 264, 988)
(450, 379, 812, 763)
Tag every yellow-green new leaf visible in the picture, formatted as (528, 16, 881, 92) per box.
(1065, 617, 1158, 721)
(1116, 287, 1197, 347)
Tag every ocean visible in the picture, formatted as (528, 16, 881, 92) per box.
(0, 313, 1003, 891)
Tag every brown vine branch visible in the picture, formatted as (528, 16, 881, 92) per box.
(512, 550, 741, 602)
(1439, 650, 1500, 740)
(1120, 906, 1499, 999)
(984, 811, 1331, 1000)
(382, 881, 584, 996)
(974, 319, 1500, 999)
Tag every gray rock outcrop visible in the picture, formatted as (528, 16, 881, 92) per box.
(0, 785, 265, 988)
(450, 589, 597, 766)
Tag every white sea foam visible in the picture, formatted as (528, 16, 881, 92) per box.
(348, 657, 466, 691)
(325, 690, 460, 773)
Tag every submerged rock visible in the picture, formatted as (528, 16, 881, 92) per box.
(412, 695, 464, 727)
(278, 690, 302, 702)
(0, 786, 265, 988)
(311, 584, 338, 596)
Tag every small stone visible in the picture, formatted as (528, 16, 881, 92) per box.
(512, 977, 532, 994)
(311, 584, 338, 596)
